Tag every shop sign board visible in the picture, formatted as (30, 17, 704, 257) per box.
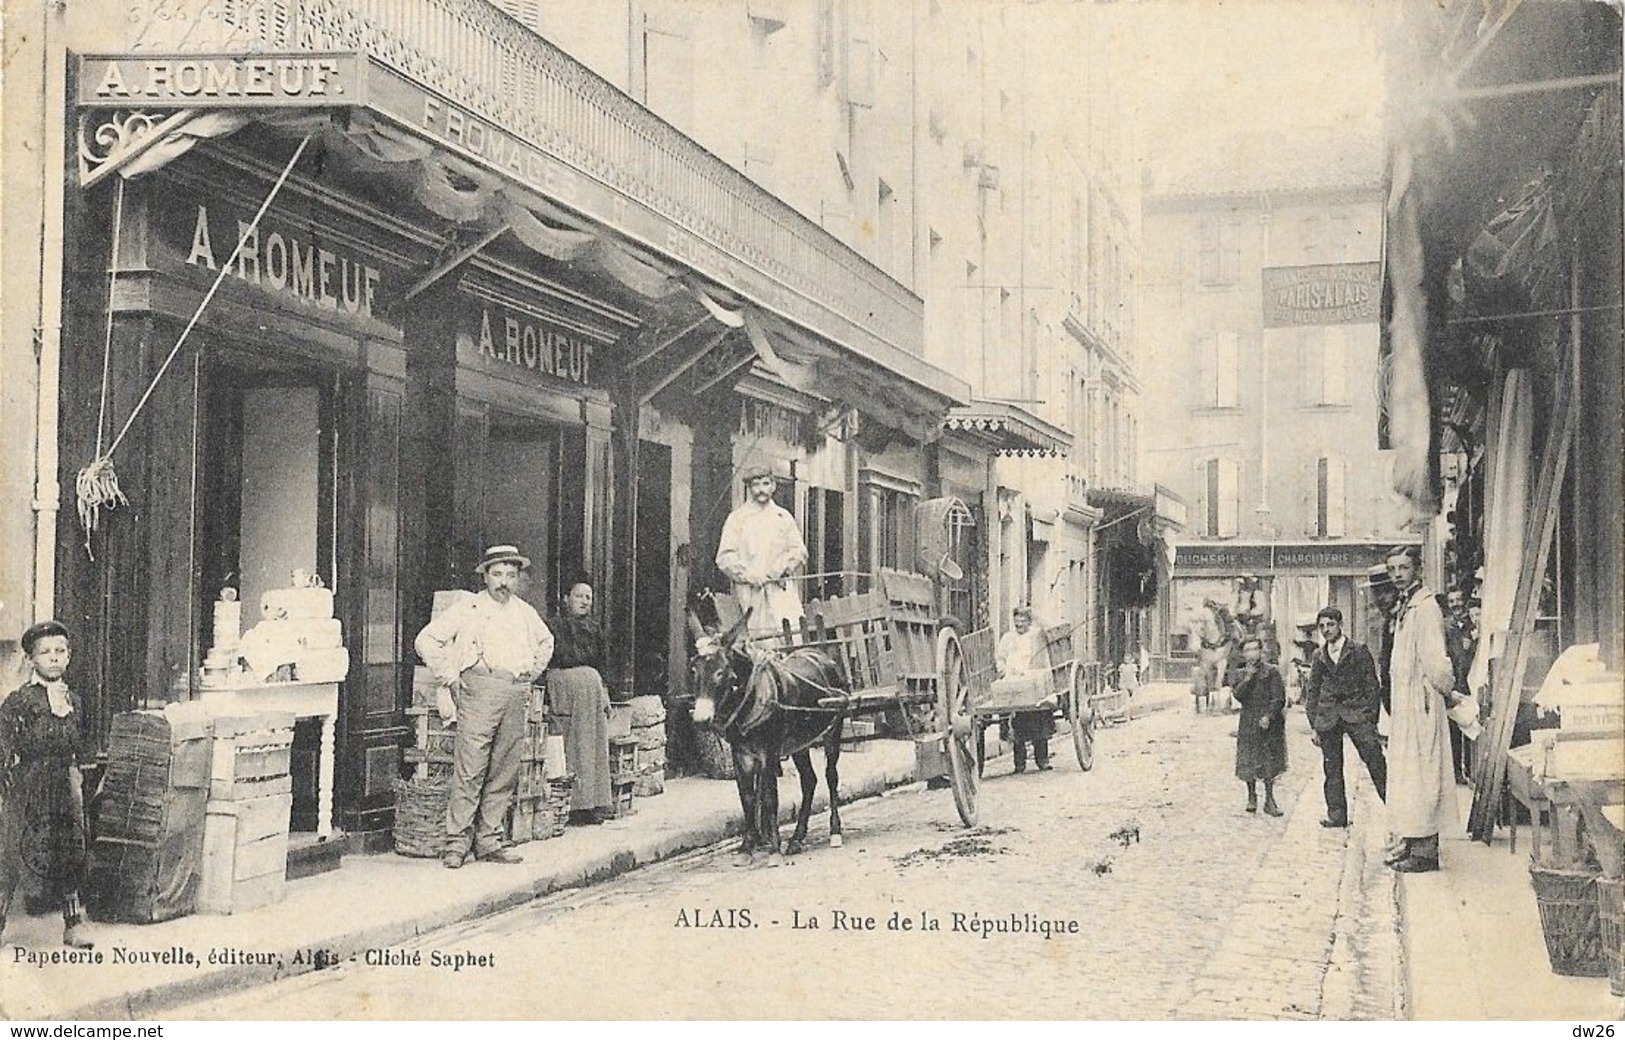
(1261, 262, 1380, 328)
(463, 306, 598, 388)
(78, 53, 365, 107)
(1176, 541, 1417, 574)
(169, 200, 391, 322)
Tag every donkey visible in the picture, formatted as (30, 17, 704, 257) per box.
(688, 609, 848, 867)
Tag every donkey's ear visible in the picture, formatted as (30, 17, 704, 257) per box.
(721, 607, 752, 646)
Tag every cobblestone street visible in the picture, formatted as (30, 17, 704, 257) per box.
(173, 703, 1398, 1020)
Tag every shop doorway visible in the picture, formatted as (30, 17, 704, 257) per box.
(196, 357, 336, 833)
(484, 413, 559, 611)
(635, 441, 673, 699)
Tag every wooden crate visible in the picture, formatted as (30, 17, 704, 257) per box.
(609, 736, 639, 780)
(516, 761, 550, 799)
(209, 713, 295, 793)
(968, 675, 1051, 715)
(508, 794, 546, 845)
(197, 790, 292, 914)
(406, 705, 457, 756)
(914, 734, 950, 780)
(404, 746, 454, 782)
(607, 778, 636, 819)
(842, 719, 876, 751)
(607, 704, 634, 740)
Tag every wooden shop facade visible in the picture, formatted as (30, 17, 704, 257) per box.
(55, 10, 967, 849)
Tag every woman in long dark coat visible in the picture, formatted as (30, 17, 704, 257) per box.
(1, 620, 94, 948)
(548, 579, 614, 824)
(1232, 635, 1287, 816)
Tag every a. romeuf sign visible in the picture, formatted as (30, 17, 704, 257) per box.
(1261, 262, 1380, 328)
(78, 53, 364, 106)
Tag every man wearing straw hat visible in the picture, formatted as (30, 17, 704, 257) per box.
(716, 464, 807, 637)
(415, 545, 554, 869)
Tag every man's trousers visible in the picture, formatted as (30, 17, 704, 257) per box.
(446, 670, 528, 858)
(1317, 717, 1388, 824)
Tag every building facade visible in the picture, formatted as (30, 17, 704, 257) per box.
(6, 0, 975, 850)
(1140, 130, 1417, 681)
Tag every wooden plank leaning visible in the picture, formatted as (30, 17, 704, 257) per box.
(1467, 352, 1577, 843)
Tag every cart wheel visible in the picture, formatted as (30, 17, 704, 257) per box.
(1070, 666, 1095, 772)
(936, 625, 978, 826)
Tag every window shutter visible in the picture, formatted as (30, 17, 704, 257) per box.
(1223, 220, 1242, 283)
(1323, 327, 1348, 405)
(1326, 455, 1348, 537)
(1315, 456, 1329, 537)
(1218, 332, 1240, 407)
(1301, 329, 1322, 403)
(1301, 457, 1319, 537)
(1217, 459, 1240, 538)
(1193, 458, 1211, 537)
(1197, 335, 1216, 408)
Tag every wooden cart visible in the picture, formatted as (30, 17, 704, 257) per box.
(710, 567, 982, 826)
(960, 622, 1100, 775)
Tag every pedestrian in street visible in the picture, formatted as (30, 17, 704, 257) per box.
(415, 545, 555, 869)
(1383, 546, 1459, 873)
(1366, 564, 1399, 715)
(1442, 587, 1477, 785)
(1189, 598, 1236, 713)
(1231, 635, 1286, 816)
(547, 576, 614, 826)
(715, 463, 808, 637)
(1303, 606, 1387, 829)
(994, 605, 1053, 773)
(0, 620, 94, 949)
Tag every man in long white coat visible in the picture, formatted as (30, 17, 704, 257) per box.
(1383, 545, 1459, 873)
(716, 464, 807, 637)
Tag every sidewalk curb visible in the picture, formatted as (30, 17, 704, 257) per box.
(1392, 863, 1412, 1020)
(70, 756, 921, 1020)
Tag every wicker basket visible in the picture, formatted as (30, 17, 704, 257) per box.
(1530, 864, 1609, 977)
(1598, 876, 1624, 997)
(393, 776, 451, 858)
(543, 774, 575, 838)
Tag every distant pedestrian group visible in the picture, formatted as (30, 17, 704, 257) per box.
(1225, 545, 1461, 875)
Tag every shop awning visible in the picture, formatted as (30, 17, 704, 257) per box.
(74, 44, 968, 440)
(1380, 0, 1621, 519)
(943, 400, 1070, 457)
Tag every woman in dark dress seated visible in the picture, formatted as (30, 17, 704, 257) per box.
(549, 578, 614, 824)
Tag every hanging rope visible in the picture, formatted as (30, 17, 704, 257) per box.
(77, 178, 130, 559)
(75, 134, 312, 557)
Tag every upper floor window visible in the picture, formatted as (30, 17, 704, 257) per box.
(1197, 218, 1241, 286)
(1313, 454, 1347, 538)
(1300, 327, 1348, 406)
(1194, 457, 1241, 538)
(1197, 331, 1241, 409)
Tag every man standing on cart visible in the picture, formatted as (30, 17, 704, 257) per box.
(716, 463, 808, 637)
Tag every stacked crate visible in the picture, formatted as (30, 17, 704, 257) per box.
(404, 684, 455, 781)
(86, 704, 213, 923)
(508, 680, 550, 844)
(627, 695, 667, 798)
(197, 713, 295, 914)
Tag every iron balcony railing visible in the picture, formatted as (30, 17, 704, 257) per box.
(109, 0, 923, 357)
